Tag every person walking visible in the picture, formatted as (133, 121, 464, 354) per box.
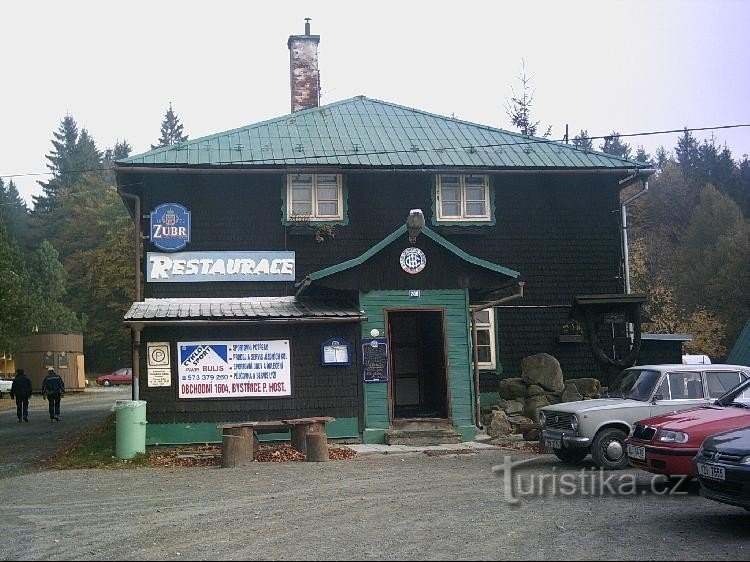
(10, 368, 33, 422)
(42, 368, 65, 422)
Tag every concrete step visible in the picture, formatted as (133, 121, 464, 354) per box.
(384, 428, 463, 446)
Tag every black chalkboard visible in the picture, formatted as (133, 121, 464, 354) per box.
(362, 338, 388, 383)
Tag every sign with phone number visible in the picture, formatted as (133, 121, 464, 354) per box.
(178, 340, 291, 398)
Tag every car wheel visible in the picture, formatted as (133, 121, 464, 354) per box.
(553, 448, 589, 464)
(591, 428, 629, 470)
(103, 380, 111, 387)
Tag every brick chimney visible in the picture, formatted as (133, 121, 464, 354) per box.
(288, 18, 321, 113)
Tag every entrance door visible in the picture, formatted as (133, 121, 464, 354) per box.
(387, 310, 448, 419)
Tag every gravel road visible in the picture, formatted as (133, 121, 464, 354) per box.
(0, 439, 748, 560)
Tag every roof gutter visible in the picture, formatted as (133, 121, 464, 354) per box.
(115, 165, 656, 177)
(124, 316, 366, 328)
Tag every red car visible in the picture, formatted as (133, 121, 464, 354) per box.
(96, 368, 133, 386)
(626, 377, 750, 478)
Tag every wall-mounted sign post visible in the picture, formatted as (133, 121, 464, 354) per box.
(362, 338, 388, 383)
(321, 338, 352, 366)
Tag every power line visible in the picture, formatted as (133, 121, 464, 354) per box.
(1, 122, 749, 180)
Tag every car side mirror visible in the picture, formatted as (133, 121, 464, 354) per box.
(651, 394, 664, 404)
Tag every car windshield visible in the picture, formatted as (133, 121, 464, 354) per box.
(609, 369, 662, 401)
(715, 377, 750, 407)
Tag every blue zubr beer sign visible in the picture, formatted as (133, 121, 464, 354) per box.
(150, 203, 191, 251)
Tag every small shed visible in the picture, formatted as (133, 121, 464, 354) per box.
(15, 333, 86, 392)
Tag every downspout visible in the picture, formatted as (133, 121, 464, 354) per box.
(118, 188, 143, 400)
(620, 177, 649, 296)
(620, 174, 650, 344)
(470, 281, 525, 428)
(131, 325, 142, 401)
(117, 189, 142, 302)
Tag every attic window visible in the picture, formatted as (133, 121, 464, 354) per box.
(435, 174, 491, 222)
(287, 173, 343, 221)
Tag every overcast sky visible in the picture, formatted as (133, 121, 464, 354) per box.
(2, 0, 749, 206)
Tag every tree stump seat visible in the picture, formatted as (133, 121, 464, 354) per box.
(218, 416, 334, 467)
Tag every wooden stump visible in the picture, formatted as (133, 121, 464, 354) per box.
(304, 422, 329, 462)
(221, 426, 254, 468)
(290, 425, 308, 455)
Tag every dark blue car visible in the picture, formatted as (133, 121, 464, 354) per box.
(694, 426, 750, 511)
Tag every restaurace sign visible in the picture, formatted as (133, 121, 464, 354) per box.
(147, 251, 296, 282)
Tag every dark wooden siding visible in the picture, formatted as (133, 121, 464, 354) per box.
(131, 169, 624, 378)
(139, 323, 361, 425)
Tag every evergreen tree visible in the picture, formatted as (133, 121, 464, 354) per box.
(102, 140, 133, 184)
(572, 130, 593, 150)
(675, 128, 700, 177)
(0, 178, 29, 247)
(634, 146, 653, 166)
(151, 103, 188, 149)
(600, 132, 631, 160)
(34, 115, 102, 213)
(25, 240, 82, 333)
(505, 62, 551, 138)
(655, 146, 671, 169)
(0, 216, 30, 352)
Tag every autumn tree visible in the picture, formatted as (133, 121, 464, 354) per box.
(677, 185, 750, 347)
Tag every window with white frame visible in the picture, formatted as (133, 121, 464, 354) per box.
(473, 308, 496, 369)
(436, 174, 490, 221)
(287, 173, 343, 221)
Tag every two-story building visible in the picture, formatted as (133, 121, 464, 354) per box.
(116, 23, 654, 445)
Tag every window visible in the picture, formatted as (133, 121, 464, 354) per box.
(705, 371, 744, 399)
(667, 372, 704, 399)
(473, 309, 496, 369)
(436, 174, 490, 222)
(287, 173, 343, 221)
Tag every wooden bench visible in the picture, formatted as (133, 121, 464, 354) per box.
(218, 416, 335, 468)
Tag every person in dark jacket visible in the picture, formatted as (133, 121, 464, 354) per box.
(10, 369, 33, 422)
(41, 368, 65, 421)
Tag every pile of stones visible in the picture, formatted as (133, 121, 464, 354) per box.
(484, 353, 602, 440)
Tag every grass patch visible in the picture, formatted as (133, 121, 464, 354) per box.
(43, 413, 150, 469)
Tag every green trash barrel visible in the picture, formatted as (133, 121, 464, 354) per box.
(114, 400, 147, 459)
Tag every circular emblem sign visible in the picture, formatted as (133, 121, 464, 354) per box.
(400, 247, 426, 275)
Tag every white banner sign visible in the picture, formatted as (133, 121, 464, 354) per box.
(147, 251, 295, 282)
(178, 340, 291, 398)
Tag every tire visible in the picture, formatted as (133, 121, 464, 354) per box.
(103, 380, 111, 387)
(553, 448, 589, 464)
(591, 428, 629, 470)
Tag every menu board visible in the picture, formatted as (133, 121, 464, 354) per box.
(362, 338, 388, 383)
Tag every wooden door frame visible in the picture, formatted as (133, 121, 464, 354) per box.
(385, 307, 450, 423)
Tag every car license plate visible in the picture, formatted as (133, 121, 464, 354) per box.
(697, 462, 725, 481)
(627, 444, 646, 460)
(545, 438, 561, 450)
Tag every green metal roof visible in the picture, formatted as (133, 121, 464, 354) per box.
(727, 320, 750, 367)
(298, 224, 520, 287)
(118, 96, 649, 170)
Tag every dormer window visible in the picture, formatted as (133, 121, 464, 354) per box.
(435, 174, 491, 222)
(287, 173, 343, 221)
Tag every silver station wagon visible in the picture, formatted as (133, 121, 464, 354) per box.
(540, 364, 750, 470)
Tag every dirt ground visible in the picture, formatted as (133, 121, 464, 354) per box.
(0, 390, 748, 561)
